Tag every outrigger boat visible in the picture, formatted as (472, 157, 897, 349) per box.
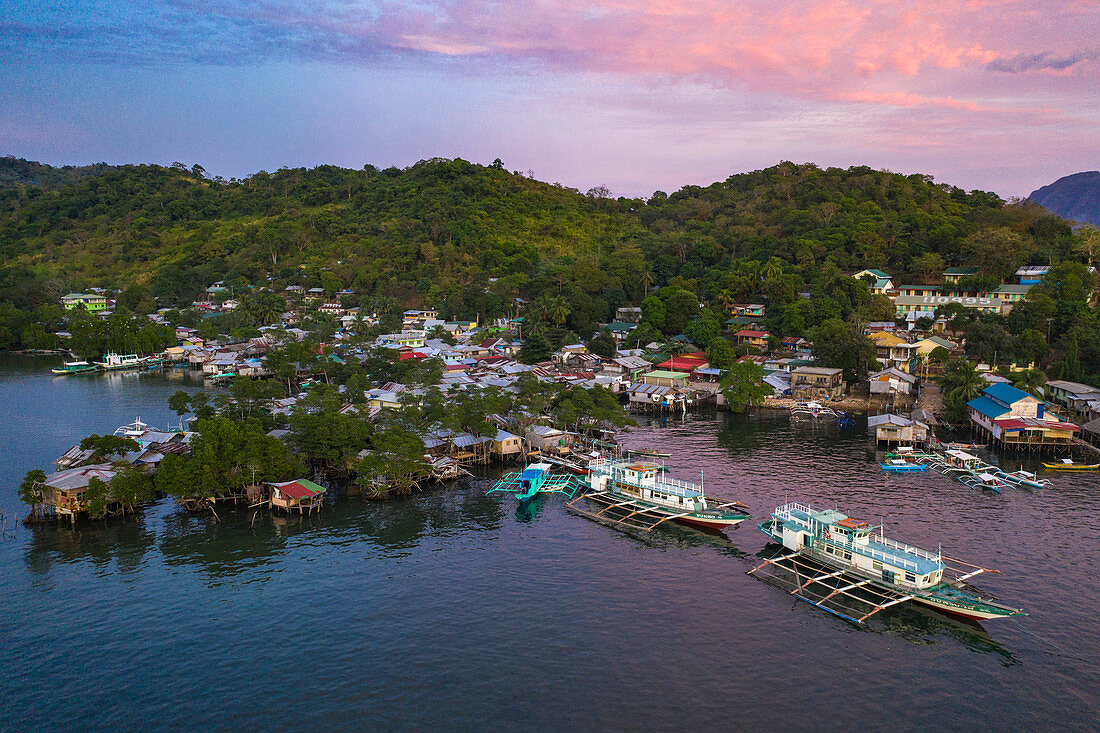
(790, 401, 839, 419)
(94, 353, 157, 371)
(998, 469, 1049, 489)
(880, 459, 928, 473)
(566, 457, 751, 531)
(751, 503, 1025, 623)
(51, 360, 98, 375)
(625, 447, 672, 458)
(958, 470, 1006, 493)
(487, 463, 583, 501)
(1042, 459, 1100, 472)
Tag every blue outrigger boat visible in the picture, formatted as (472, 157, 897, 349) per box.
(880, 459, 928, 473)
(487, 463, 582, 501)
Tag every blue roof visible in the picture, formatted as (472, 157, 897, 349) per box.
(967, 396, 1010, 418)
(983, 382, 1039, 406)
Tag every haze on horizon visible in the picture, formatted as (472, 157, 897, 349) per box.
(1, 1, 1097, 199)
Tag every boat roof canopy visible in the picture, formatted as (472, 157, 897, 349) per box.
(837, 517, 869, 530)
(811, 509, 847, 525)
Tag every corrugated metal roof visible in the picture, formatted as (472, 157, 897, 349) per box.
(967, 396, 1010, 418)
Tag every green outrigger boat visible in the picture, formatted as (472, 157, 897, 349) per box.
(51, 360, 98, 375)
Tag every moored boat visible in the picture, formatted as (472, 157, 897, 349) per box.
(1042, 459, 1100, 471)
(755, 502, 1024, 622)
(625, 447, 672, 458)
(571, 458, 751, 530)
(486, 463, 582, 501)
(93, 353, 153, 371)
(51, 360, 98, 375)
(791, 401, 839, 419)
(880, 459, 928, 473)
(997, 469, 1049, 489)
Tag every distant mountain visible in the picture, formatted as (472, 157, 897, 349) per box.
(1029, 171, 1100, 227)
(0, 156, 114, 190)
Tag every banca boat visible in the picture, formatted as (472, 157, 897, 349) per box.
(957, 470, 1006, 492)
(790, 401, 840, 419)
(51, 360, 98, 375)
(1042, 459, 1100, 472)
(625, 447, 672, 458)
(487, 463, 582, 501)
(996, 469, 1049, 489)
(752, 502, 1024, 623)
(566, 458, 751, 531)
(880, 459, 928, 473)
(94, 353, 155, 371)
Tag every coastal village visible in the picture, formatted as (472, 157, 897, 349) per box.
(24, 259, 1100, 525)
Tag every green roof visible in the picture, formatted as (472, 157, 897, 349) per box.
(993, 283, 1033, 295)
(944, 267, 979, 275)
(644, 370, 690, 379)
(607, 321, 637, 331)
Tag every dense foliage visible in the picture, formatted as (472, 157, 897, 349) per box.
(2, 156, 1099, 380)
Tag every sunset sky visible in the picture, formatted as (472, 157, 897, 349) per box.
(2, 1, 1097, 198)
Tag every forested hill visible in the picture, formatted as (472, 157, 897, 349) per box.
(0, 157, 115, 191)
(0, 158, 1080, 322)
(1030, 171, 1100, 227)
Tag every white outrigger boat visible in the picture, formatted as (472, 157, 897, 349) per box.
(94, 352, 153, 371)
(566, 457, 751, 531)
(751, 502, 1024, 623)
(790, 401, 839, 419)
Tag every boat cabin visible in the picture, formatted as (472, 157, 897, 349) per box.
(944, 449, 981, 469)
(517, 463, 551, 494)
(769, 503, 944, 590)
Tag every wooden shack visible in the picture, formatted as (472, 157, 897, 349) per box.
(490, 429, 524, 460)
(267, 478, 326, 515)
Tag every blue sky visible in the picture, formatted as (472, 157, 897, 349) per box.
(2, 1, 1097, 197)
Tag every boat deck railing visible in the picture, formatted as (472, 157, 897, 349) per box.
(590, 459, 703, 499)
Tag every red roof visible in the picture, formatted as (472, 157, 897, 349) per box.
(398, 351, 427, 361)
(737, 355, 769, 364)
(657, 355, 708, 371)
(994, 418, 1079, 432)
(735, 330, 770, 338)
(271, 480, 323, 499)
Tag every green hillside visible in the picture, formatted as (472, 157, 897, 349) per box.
(1, 157, 1097, 380)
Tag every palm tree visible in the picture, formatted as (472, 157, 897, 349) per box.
(762, 257, 783, 280)
(936, 359, 985, 422)
(544, 295, 570, 328)
(640, 265, 654, 300)
(1013, 368, 1046, 398)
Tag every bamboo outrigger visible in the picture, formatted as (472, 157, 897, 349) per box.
(750, 503, 1024, 624)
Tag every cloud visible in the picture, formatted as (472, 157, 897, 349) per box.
(986, 51, 1092, 73)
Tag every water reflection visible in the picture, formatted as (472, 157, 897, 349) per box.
(23, 513, 155, 576)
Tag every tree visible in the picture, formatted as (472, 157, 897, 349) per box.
(1013, 368, 1046, 398)
(519, 332, 551, 364)
(116, 284, 155, 314)
(109, 465, 153, 514)
(936, 359, 986, 423)
(705, 337, 736, 370)
(807, 319, 877, 382)
(720, 362, 771, 412)
(586, 331, 616, 358)
(168, 390, 192, 418)
(18, 469, 47, 518)
(79, 434, 141, 462)
(684, 311, 721, 348)
(85, 477, 110, 519)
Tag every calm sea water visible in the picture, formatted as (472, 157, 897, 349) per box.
(2, 355, 1099, 731)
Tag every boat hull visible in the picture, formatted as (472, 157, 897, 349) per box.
(909, 595, 1024, 621)
(1042, 463, 1099, 471)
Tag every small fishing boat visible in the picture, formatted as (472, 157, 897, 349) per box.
(752, 503, 1025, 623)
(998, 469, 1049, 489)
(626, 447, 672, 458)
(487, 463, 582, 501)
(791, 401, 839, 419)
(958, 471, 1006, 492)
(568, 458, 751, 531)
(1042, 459, 1100, 472)
(51, 360, 98, 375)
(940, 442, 983, 451)
(880, 459, 928, 473)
